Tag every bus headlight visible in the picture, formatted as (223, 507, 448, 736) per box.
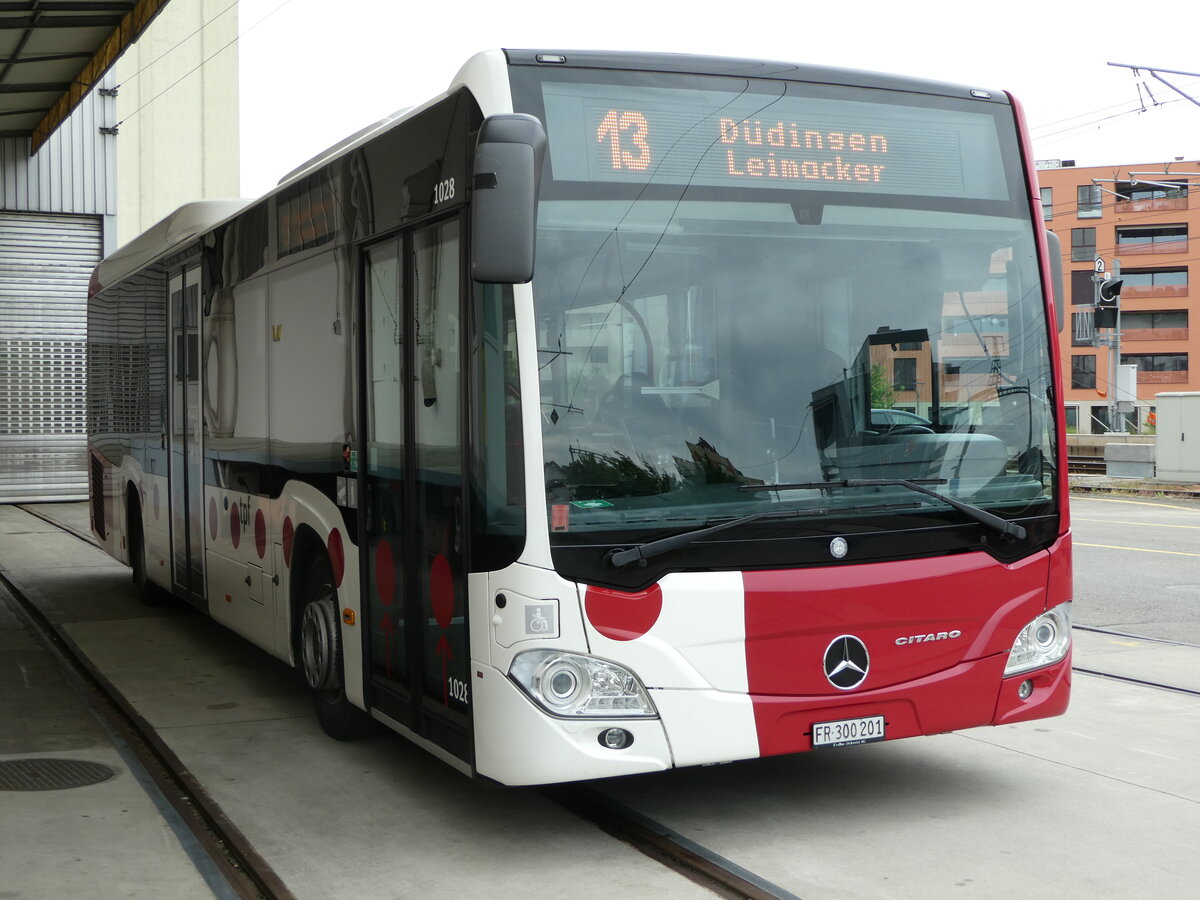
(1005, 603, 1071, 676)
(509, 650, 657, 718)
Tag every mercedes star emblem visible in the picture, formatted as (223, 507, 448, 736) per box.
(829, 537, 848, 559)
(824, 634, 870, 690)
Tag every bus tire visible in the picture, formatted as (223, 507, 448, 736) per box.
(299, 554, 373, 740)
(127, 496, 166, 606)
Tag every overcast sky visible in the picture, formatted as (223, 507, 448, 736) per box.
(236, 0, 1199, 199)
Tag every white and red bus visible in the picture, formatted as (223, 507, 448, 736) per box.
(87, 49, 1071, 785)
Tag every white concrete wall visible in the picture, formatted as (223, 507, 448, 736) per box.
(113, 0, 241, 247)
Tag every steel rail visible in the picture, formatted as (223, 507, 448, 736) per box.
(1073, 666, 1200, 698)
(1073, 623, 1200, 649)
(1072, 625, 1200, 697)
(548, 786, 805, 900)
(24, 504, 808, 898)
(15, 502, 99, 547)
(0, 558, 294, 900)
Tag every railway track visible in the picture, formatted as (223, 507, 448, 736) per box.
(549, 787, 804, 900)
(0, 561, 293, 900)
(1071, 624, 1200, 698)
(6, 508, 1197, 900)
(8, 508, 802, 899)
(1067, 455, 1106, 475)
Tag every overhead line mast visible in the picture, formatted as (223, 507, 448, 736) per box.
(1108, 62, 1200, 109)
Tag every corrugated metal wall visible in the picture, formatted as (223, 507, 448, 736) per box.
(0, 75, 115, 502)
(0, 213, 102, 501)
(0, 75, 117, 216)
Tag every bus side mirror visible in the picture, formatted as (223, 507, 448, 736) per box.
(471, 114, 548, 284)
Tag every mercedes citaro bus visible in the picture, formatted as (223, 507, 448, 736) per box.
(88, 49, 1071, 785)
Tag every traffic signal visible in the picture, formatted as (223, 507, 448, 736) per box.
(1094, 277, 1122, 329)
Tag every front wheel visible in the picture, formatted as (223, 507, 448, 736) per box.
(299, 555, 373, 740)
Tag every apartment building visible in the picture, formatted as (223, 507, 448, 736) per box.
(1038, 158, 1197, 433)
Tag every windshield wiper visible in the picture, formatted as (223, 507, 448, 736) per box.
(741, 478, 1027, 540)
(603, 502, 918, 570)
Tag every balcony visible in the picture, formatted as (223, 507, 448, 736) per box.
(1117, 238, 1188, 256)
(1137, 370, 1189, 384)
(1121, 284, 1188, 300)
(1114, 196, 1188, 214)
(1121, 327, 1189, 342)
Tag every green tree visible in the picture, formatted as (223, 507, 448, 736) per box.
(870, 364, 895, 409)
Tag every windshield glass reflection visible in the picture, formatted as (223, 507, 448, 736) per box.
(535, 197, 1055, 540)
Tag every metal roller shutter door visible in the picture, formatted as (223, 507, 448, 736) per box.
(0, 212, 102, 502)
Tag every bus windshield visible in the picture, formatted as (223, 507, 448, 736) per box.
(511, 65, 1058, 572)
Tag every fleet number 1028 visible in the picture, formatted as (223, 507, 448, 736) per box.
(433, 178, 456, 205)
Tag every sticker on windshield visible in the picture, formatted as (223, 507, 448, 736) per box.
(571, 500, 614, 509)
(551, 504, 570, 532)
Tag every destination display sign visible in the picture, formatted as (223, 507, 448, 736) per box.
(541, 81, 1008, 201)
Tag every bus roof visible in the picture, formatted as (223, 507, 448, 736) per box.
(92, 49, 1010, 295)
(90, 199, 251, 295)
(501, 48, 1009, 105)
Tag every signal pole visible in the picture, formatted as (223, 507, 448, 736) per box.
(1091, 257, 1124, 431)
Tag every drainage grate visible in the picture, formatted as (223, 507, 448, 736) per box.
(0, 758, 117, 791)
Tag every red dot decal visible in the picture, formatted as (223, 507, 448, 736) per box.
(430, 554, 454, 628)
(208, 498, 218, 541)
(585, 583, 663, 641)
(328, 528, 344, 587)
(375, 541, 395, 607)
(255, 509, 267, 560)
(282, 517, 294, 568)
(230, 504, 240, 549)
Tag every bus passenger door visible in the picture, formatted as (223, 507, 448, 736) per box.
(362, 218, 471, 764)
(168, 265, 205, 605)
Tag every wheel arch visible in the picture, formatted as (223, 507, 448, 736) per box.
(123, 478, 143, 567)
(276, 480, 363, 708)
(288, 522, 329, 661)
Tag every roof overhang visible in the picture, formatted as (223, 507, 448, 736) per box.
(1, 0, 172, 154)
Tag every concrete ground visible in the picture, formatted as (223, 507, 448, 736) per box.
(0, 503, 710, 899)
(0, 506, 228, 899)
(2, 500, 1198, 899)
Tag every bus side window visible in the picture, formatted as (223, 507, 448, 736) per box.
(471, 283, 525, 569)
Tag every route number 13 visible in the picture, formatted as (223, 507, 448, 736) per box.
(597, 109, 651, 171)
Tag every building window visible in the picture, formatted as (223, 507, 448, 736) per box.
(1041, 187, 1053, 220)
(1070, 269, 1095, 304)
(1119, 267, 1188, 294)
(1071, 312, 1094, 346)
(1077, 184, 1102, 218)
(1071, 227, 1096, 262)
(1065, 406, 1079, 432)
(893, 357, 917, 392)
(1091, 406, 1111, 433)
(1115, 179, 1188, 203)
(1071, 354, 1096, 389)
(1120, 353, 1188, 372)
